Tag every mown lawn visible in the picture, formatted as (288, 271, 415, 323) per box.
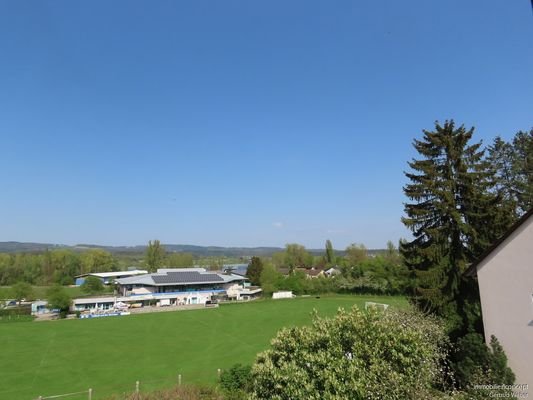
(0, 295, 407, 400)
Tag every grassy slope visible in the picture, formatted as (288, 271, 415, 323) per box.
(0, 295, 407, 400)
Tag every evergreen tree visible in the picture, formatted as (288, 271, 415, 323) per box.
(487, 130, 533, 218)
(246, 256, 264, 286)
(400, 120, 505, 335)
(511, 129, 533, 214)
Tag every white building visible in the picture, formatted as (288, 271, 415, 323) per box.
(465, 209, 533, 391)
(112, 268, 261, 306)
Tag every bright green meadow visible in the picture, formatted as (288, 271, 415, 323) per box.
(0, 295, 407, 400)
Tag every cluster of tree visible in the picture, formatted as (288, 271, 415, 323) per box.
(0, 240, 197, 285)
(487, 129, 533, 216)
(400, 121, 527, 389)
(0, 249, 119, 286)
(248, 239, 409, 296)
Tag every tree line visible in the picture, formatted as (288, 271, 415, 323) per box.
(0, 244, 196, 286)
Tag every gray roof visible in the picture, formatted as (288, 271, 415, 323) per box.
(115, 270, 246, 286)
(152, 271, 224, 285)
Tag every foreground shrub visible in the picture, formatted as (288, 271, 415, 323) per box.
(249, 306, 452, 400)
(452, 333, 515, 399)
(219, 363, 251, 400)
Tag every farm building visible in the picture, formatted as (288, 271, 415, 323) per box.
(74, 269, 148, 286)
(465, 208, 533, 390)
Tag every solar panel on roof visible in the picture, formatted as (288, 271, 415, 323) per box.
(152, 271, 224, 285)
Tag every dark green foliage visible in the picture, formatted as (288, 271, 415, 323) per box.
(81, 275, 105, 294)
(453, 333, 515, 396)
(246, 257, 264, 285)
(487, 129, 533, 216)
(400, 120, 508, 336)
(219, 363, 251, 393)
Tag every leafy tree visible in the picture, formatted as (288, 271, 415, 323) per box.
(50, 250, 81, 285)
(145, 240, 165, 273)
(80, 249, 118, 273)
(400, 121, 507, 335)
(344, 243, 367, 267)
(324, 239, 335, 265)
(284, 244, 313, 273)
(246, 257, 264, 286)
(80, 276, 105, 294)
(46, 286, 72, 318)
(258, 264, 282, 295)
(249, 307, 451, 400)
(11, 282, 34, 305)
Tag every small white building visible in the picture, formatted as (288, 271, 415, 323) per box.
(75, 269, 148, 286)
(272, 291, 294, 299)
(465, 209, 533, 391)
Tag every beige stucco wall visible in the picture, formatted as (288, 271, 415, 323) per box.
(476, 215, 533, 390)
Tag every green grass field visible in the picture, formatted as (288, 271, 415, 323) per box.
(0, 295, 407, 400)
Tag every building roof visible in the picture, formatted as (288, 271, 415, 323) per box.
(75, 270, 148, 279)
(465, 208, 533, 277)
(115, 269, 247, 286)
(157, 268, 207, 274)
(152, 271, 224, 285)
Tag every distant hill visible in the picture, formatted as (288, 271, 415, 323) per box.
(0, 241, 386, 257)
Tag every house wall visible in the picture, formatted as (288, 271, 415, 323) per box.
(224, 282, 244, 299)
(476, 216, 533, 389)
(131, 286, 155, 295)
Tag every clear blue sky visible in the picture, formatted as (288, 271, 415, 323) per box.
(1, 1, 532, 249)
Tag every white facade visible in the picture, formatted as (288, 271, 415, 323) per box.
(473, 212, 533, 390)
(272, 291, 294, 299)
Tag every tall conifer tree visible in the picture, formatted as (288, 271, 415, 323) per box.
(400, 121, 504, 335)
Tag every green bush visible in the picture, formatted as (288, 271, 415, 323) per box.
(0, 305, 31, 316)
(453, 333, 515, 398)
(219, 363, 251, 395)
(249, 306, 452, 399)
(46, 285, 72, 318)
